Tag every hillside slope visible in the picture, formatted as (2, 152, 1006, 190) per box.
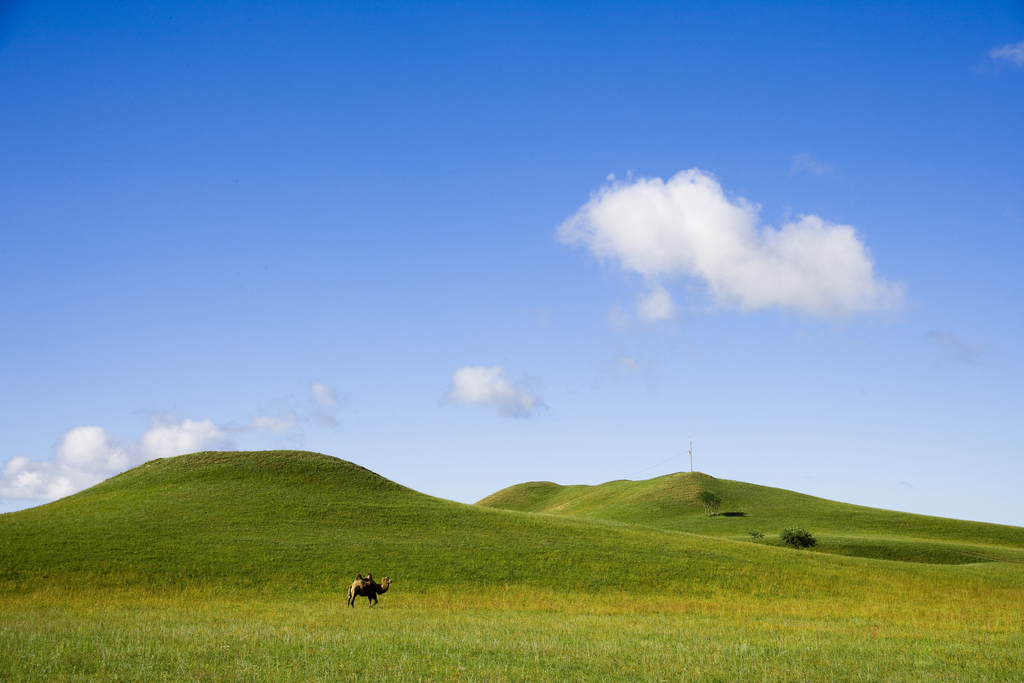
(476, 471, 1024, 564)
(2, 451, 1021, 601)
(0, 451, 860, 595)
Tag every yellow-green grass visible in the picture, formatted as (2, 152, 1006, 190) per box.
(1, 450, 1022, 681)
(476, 472, 1024, 564)
(2, 583, 1022, 682)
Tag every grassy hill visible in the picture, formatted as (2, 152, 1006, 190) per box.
(2, 451, 1023, 681)
(0, 450, 858, 596)
(2, 450, 1020, 597)
(476, 471, 1024, 565)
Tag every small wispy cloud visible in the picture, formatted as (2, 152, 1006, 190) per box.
(600, 353, 661, 389)
(558, 169, 903, 320)
(637, 283, 677, 322)
(311, 382, 337, 408)
(790, 153, 835, 176)
(442, 365, 546, 418)
(233, 381, 342, 432)
(612, 355, 639, 374)
(245, 412, 299, 433)
(310, 381, 341, 428)
(989, 39, 1024, 67)
(929, 332, 986, 364)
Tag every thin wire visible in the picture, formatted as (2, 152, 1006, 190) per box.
(625, 452, 685, 479)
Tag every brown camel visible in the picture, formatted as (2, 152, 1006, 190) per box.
(347, 573, 392, 607)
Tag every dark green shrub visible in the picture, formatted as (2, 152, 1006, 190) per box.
(780, 527, 817, 549)
(747, 530, 764, 541)
(696, 490, 722, 516)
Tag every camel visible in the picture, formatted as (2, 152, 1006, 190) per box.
(347, 573, 392, 607)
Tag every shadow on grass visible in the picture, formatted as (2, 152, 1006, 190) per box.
(720, 512, 747, 517)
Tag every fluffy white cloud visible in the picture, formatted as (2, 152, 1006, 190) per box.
(1, 456, 76, 501)
(2, 416, 228, 504)
(558, 169, 903, 318)
(0, 384, 352, 506)
(137, 415, 229, 459)
(56, 425, 131, 473)
(442, 366, 545, 418)
(1, 426, 136, 501)
(990, 39, 1024, 67)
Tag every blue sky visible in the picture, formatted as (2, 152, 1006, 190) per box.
(1, 1, 1022, 525)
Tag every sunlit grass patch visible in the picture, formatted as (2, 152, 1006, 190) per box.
(2, 585, 1022, 682)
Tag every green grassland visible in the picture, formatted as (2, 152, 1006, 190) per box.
(1, 450, 1022, 681)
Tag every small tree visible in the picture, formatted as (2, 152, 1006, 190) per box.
(779, 527, 817, 549)
(696, 490, 722, 516)
(747, 530, 764, 541)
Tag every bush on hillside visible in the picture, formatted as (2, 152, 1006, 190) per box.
(780, 527, 818, 549)
(747, 530, 764, 541)
(696, 490, 722, 516)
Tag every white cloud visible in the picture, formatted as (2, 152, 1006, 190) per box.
(309, 381, 341, 428)
(1, 427, 133, 502)
(56, 425, 131, 473)
(637, 283, 676, 322)
(0, 425, 133, 502)
(558, 169, 903, 318)
(0, 416, 228, 503)
(790, 153, 834, 176)
(0, 384, 351, 506)
(244, 412, 299, 433)
(1, 456, 76, 501)
(442, 366, 545, 418)
(228, 382, 342, 434)
(0, 413, 242, 504)
(989, 39, 1024, 67)
(138, 415, 229, 459)
(311, 382, 337, 408)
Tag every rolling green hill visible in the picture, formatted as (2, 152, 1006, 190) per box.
(3, 450, 1023, 681)
(0, 450, 849, 596)
(1, 450, 1022, 598)
(476, 471, 1024, 565)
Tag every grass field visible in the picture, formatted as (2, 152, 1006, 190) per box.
(3, 587, 1021, 682)
(1, 450, 1022, 681)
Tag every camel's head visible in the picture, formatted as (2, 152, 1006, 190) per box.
(380, 577, 391, 589)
